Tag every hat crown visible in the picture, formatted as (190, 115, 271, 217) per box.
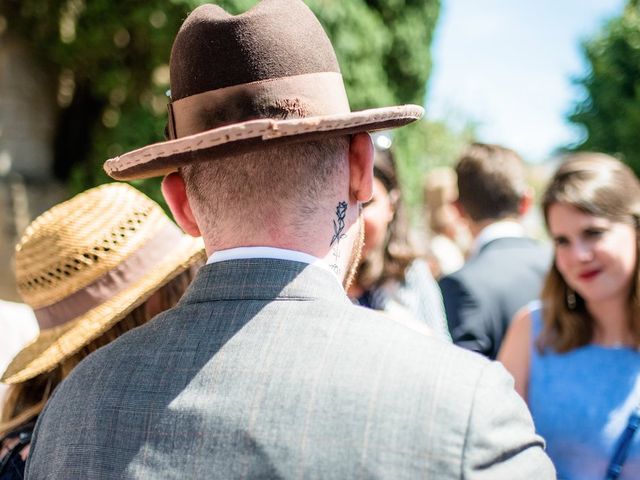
(102, 0, 424, 181)
(169, 0, 340, 101)
(15, 183, 172, 309)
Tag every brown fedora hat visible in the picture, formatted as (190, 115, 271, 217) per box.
(104, 0, 424, 180)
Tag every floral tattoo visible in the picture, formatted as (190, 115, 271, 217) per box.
(329, 201, 347, 274)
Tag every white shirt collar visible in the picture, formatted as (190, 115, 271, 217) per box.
(206, 246, 341, 285)
(471, 220, 525, 257)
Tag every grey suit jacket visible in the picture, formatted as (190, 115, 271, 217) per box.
(27, 259, 553, 479)
(440, 237, 551, 359)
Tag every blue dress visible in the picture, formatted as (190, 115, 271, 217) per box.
(529, 302, 640, 479)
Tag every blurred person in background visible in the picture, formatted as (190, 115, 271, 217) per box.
(439, 143, 551, 359)
(348, 143, 450, 341)
(500, 153, 640, 479)
(0, 184, 204, 479)
(423, 168, 467, 278)
(0, 301, 38, 409)
(428, 204, 466, 278)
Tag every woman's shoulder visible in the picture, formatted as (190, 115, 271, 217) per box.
(510, 300, 543, 330)
(525, 300, 544, 336)
(507, 304, 536, 346)
(497, 303, 539, 399)
(404, 258, 439, 286)
(507, 301, 549, 358)
(405, 258, 429, 276)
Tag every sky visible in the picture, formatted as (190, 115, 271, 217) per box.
(426, 0, 627, 162)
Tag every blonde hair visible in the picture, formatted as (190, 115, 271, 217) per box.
(0, 267, 197, 436)
(539, 153, 640, 352)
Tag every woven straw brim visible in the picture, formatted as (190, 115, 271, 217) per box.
(1, 235, 205, 384)
(105, 104, 424, 180)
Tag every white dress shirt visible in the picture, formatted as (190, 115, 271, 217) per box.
(207, 246, 341, 285)
(470, 220, 525, 257)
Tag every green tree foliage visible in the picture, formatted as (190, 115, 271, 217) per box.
(394, 119, 476, 218)
(364, 0, 440, 105)
(568, 1, 640, 175)
(2, 0, 440, 206)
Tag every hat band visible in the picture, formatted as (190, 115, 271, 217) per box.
(33, 223, 186, 330)
(167, 71, 350, 139)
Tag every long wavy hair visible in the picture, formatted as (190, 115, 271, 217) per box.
(0, 268, 198, 436)
(538, 153, 640, 353)
(355, 149, 418, 291)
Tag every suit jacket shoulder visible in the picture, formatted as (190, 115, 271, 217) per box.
(28, 259, 553, 479)
(440, 237, 551, 358)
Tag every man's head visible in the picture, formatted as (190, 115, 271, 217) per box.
(104, 0, 423, 286)
(103, 0, 422, 181)
(183, 138, 347, 233)
(454, 143, 531, 227)
(165, 136, 349, 241)
(162, 132, 373, 287)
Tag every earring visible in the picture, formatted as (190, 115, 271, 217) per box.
(567, 289, 577, 310)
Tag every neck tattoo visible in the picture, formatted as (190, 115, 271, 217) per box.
(329, 201, 348, 275)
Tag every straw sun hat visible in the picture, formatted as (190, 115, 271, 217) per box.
(1, 183, 205, 384)
(104, 0, 424, 181)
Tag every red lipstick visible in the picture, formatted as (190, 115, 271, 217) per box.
(578, 269, 600, 280)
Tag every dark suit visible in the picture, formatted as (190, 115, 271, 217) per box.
(27, 258, 553, 478)
(440, 236, 551, 359)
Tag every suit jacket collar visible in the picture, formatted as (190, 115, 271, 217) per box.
(477, 235, 537, 255)
(180, 258, 351, 305)
(471, 220, 524, 256)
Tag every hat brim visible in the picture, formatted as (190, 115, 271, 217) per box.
(1, 236, 205, 384)
(104, 104, 424, 180)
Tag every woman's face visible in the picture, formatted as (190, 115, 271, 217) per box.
(548, 202, 637, 305)
(362, 177, 395, 258)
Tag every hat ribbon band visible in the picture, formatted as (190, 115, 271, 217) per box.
(167, 71, 350, 139)
(33, 223, 186, 330)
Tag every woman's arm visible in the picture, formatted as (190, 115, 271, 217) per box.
(497, 307, 532, 401)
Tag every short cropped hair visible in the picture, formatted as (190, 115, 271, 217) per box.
(181, 137, 350, 239)
(454, 143, 527, 222)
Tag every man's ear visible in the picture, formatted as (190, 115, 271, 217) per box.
(518, 187, 534, 216)
(161, 172, 201, 237)
(348, 132, 374, 203)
